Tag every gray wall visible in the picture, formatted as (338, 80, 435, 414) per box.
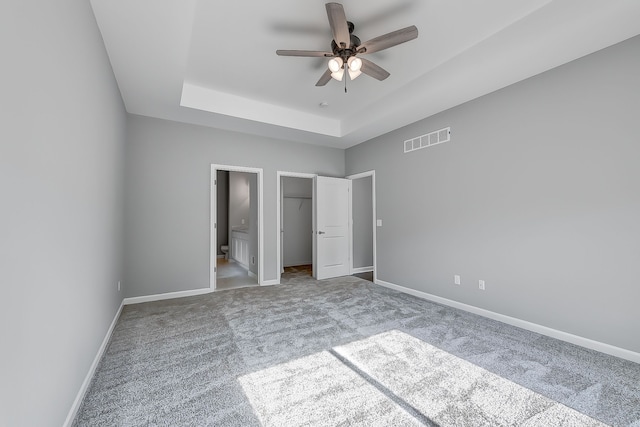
(346, 35, 640, 353)
(1, 1, 127, 425)
(352, 176, 374, 269)
(283, 176, 313, 198)
(124, 115, 344, 297)
(215, 171, 229, 255)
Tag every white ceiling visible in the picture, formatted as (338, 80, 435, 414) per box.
(90, 0, 640, 149)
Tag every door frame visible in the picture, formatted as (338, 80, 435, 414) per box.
(276, 171, 316, 284)
(346, 170, 377, 282)
(210, 164, 264, 290)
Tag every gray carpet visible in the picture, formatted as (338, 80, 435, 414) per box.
(74, 270, 640, 426)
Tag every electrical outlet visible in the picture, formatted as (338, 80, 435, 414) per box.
(118, 281, 121, 292)
(479, 280, 485, 290)
(454, 275, 461, 285)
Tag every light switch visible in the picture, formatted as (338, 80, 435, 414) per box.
(376, 219, 383, 227)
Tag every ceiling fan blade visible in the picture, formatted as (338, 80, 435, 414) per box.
(315, 69, 332, 86)
(276, 50, 333, 57)
(326, 3, 350, 48)
(360, 58, 390, 81)
(358, 25, 418, 54)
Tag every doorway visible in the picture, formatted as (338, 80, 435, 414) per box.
(282, 177, 313, 268)
(348, 171, 376, 283)
(210, 164, 264, 291)
(276, 171, 376, 284)
(277, 172, 315, 283)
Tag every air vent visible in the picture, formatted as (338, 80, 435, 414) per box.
(404, 127, 451, 153)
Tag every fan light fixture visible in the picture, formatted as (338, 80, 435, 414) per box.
(348, 56, 362, 71)
(328, 57, 343, 72)
(331, 69, 345, 81)
(276, 3, 419, 90)
(328, 56, 363, 82)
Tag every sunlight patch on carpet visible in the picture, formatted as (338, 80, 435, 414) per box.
(335, 330, 607, 426)
(239, 330, 607, 426)
(238, 350, 422, 426)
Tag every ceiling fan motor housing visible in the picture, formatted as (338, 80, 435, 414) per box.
(331, 31, 362, 63)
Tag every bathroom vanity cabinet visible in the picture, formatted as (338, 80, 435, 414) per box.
(231, 229, 249, 269)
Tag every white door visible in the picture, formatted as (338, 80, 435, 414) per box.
(313, 176, 351, 280)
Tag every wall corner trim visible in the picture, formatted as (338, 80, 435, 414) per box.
(374, 279, 640, 364)
(63, 300, 124, 427)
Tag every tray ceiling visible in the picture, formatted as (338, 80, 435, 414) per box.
(90, 0, 640, 148)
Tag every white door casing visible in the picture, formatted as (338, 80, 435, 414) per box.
(313, 176, 351, 280)
(210, 164, 264, 290)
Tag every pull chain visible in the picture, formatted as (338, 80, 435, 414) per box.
(344, 66, 348, 93)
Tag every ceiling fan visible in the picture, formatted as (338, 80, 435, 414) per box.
(276, 2, 418, 88)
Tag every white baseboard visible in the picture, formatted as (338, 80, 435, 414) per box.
(123, 288, 213, 305)
(260, 279, 280, 286)
(63, 300, 124, 427)
(352, 266, 374, 274)
(216, 254, 225, 259)
(375, 279, 640, 364)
